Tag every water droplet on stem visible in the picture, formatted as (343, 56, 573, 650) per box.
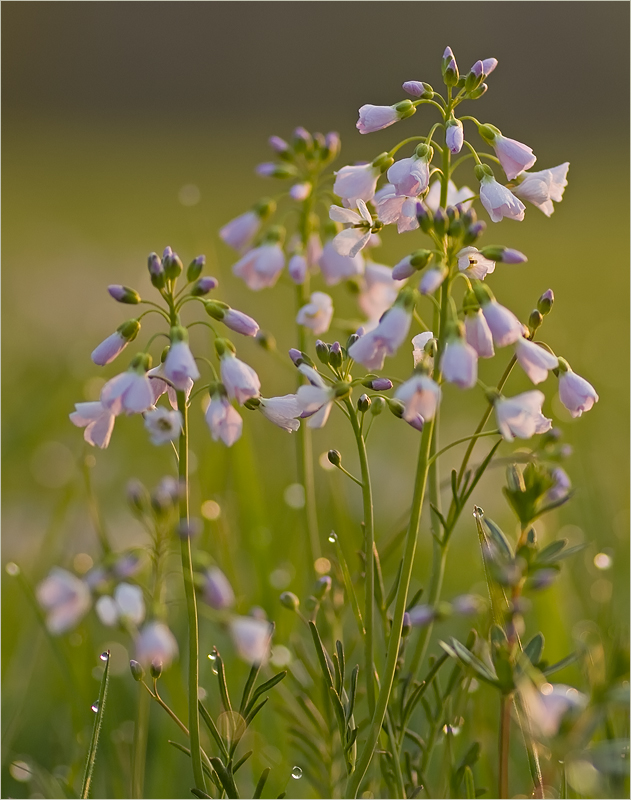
(291, 766, 302, 779)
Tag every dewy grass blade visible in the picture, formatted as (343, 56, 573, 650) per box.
(80, 650, 111, 799)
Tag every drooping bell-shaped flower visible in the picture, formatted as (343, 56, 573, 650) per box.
(318, 240, 365, 285)
(229, 616, 273, 664)
(494, 391, 552, 441)
(440, 325, 478, 389)
(135, 621, 179, 669)
(387, 146, 431, 197)
(474, 283, 524, 347)
(100, 353, 155, 415)
(232, 241, 285, 291)
(91, 319, 140, 366)
(296, 291, 334, 336)
(464, 309, 495, 359)
(514, 338, 558, 385)
(348, 290, 415, 371)
(358, 261, 398, 324)
(478, 124, 536, 180)
(220, 350, 261, 405)
(70, 401, 117, 448)
(478, 172, 526, 223)
(205, 392, 243, 446)
(219, 210, 261, 253)
(36, 568, 92, 635)
(203, 567, 235, 610)
(557, 358, 599, 417)
(445, 118, 464, 154)
(259, 395, 303, 432)
(512, 163, 570, 217)
(164, 327, 200, 391)
(333, 163, 380, 206)
(356, 100, 415, 134)
(395, 373, 442, 422)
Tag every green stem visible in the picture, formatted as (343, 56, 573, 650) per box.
(131, 685, 150, 798)
(345, 419, 435, 798)
(177, 392, 206, 793)
(499, 693, 511, 798)
(345, 399, 376, 717)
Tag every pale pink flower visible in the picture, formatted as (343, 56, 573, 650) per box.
(479, 175, 526, 222)
(203, 567, 235, 610)
(465, 311, 494, 358)
(148, 363, 193, 410)
(135, 621, 179, 669)
(512, 163, 570, 217)
(164, 339, 200, 390)
(91, 330, 132, 366)
(290, 182, 312, 201)
(445, 119, 464, 154)
(492, 134, 536, 181)
(358, 262, 398, 323)
(318, 240, 365, 286)
(494, 391, 552, 441)
(456, 246, 496, 280)
(288, 253, 308, 284)
(306, 232, 323, 267)
(441, 339, 478, 389)
(395, 374, 442, 422)
(348, 305, 412, 371)
(481, 300, 523, 347)
(259, 395, 303, 432)
(520, 681, 587, 739)
(420, 267, 447, 296)
(70, 401, 116, 449)
(96, 583, 145, 627)
(232, 243, 285, 290)
(515, 339, 558, 385)
(333, 163, 380, 206)
(101, 368, 154, 415)
(375, 185, 419, 233)
(356, 104, 399, 134)
(229, 616, 273, 664)
(412, 332, 434, 367)
(387, 156, 430, 197)
(144, 407, 182, 445)
(296, 291, 334, 336)
(222, 309, 259, 337)
(220, 354, 261, 405)
(425, 179, 474, 212)
(558, 366, 598, 417)
(296, 382, 335, 429)
(205, 394, 243, 445)
(330, 200, 373, 258)
(36, 568, 92, 635)
(220, 210, 261, 253)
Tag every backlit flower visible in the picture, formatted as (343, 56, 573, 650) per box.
(330, 200, 373, 258)
(219, 210, 261, 253)
(220, 354, 261, 405)
(36, 568, 92, 635)
(356, 104, 399, 134)
(205, 393, 243, 446)
(232, 243, 285, 290)
(318, 240, 365, 285)
(387, 155, 430, 197)
(333, 163, 380, 206)
(456, 246, 495, 280)
(358, 262, 398, 323)
(515, 338, 558, 385)
(229, 616, 273, 664)
(259, 394, 303, 432)
(512, 163, 570, 217)
(479, 175, 526, 223)
(395, 374, 441, 422)
(348, 304, 412, 371)
(70, 401, 116, 449)
(494, 391, 552, 441)
(558, 362, 598, 417)
(144, 407, 182, 445)
(296, 291, 334, 336)
(135, 621, 179, 669)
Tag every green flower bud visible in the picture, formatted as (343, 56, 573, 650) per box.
(254, 198, 277, 219)
(372, 152, 394, 172)
(415, 143, 430, 160)
(394, 99, 416, 120)
(255, 330, 276, 351)
(370, 396, 386, 416)
(129, 660, 145, 682)
(462, 290, 480, 316)
(409, 249, 432, 269)
(244, 397, 261, 410)
(315, 340, 330, 364)
(150, 659, 163, 679)
(528, 309, 543, 332)
(118, 319, 141, 341)
(129, 352, 153, 373)
(327, 449, 342, 467)
(204, 300, 229, 321)
(163, 251, 183, 281)
(186, 255, 205, 283)
(127, 479, 150, 513)
(279, 591, 300, 611)
(314, 575, 332, 599)
(478, 123, 500, 144)
(329, 342, 343, 370)
(474, 163, 494, 181)
(357, 394, 371, 413)
(537, 289, 554, 316)
(387, 398, 405, 418)
(469, 83, 488, 100)
(108, 285, 141, 304)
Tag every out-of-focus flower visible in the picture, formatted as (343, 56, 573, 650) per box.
(290, 182, 312, 201)
(515, 338, 558, 385)
(420, 267, 448, 296)
(232, 243, 285, 290)
(330, 200, 373, 258)
(148, 362, 193, 410)
(424, 179, 474, 212)
(520, 681, 587, 739)
(36, 568, 92, 635)
(205, 393, 243, 446)
(358, 262, 398, 324)
(164, 329, 200, 391)
(412, 331, 434, 367)
(395, 374, 442, 422)
(479, 174, 526, 222)
(408, 604, 436, 627)
(546, 467, 572, 503)
(296, 292, 334, 336)
(219, 211, 262, 253)
(220, 354, 261, 405)
(512, 163, 570, 216)
(557, 360, 599, 417)
(456, 246, 495, 280)
(333, 163, 380, 206)
(296, 366, 335, 429)
(135, 621, 179, 669)
(70, 402, 116, 449)
(144, 407, 183, 445)
(374, 184, 419, 233)
(96, 583, 146, 627)
(288, 253, 308, 284)
(318, 240, 365, 285)
(259, 395, 303, 432)
(203, 567, 235, 610)
(348, 302, 413, 371)
(229, 616, 273, 664)
(494, 391, 552, 441)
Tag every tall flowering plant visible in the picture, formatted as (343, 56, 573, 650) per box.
(23, 45, 625, 800)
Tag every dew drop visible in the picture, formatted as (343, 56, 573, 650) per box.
(91, 702, 99, 713)
(100, 651, 109, 662)
(211, 666, 218, 675)
(328, 533, 337, 543)
(208, 652, 217, 661)
(5, 562, 20, 576)
(291, 766, 302, 780)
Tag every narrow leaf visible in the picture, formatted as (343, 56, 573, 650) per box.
(245, 671, 287, 716)
(198, 701, 229, 760)
(335, 640, 345, 688)
(253, 767, 270, 799)
(429, 503, 448, 531)
(239, 662, 261, 714)
(233, 751, 253, 774)
(308, 621, 334, 688)
(80, 650, 111, 799)
(542, 651, 579, 676)
(524, 633, 545, 666)
(214, 650, 233, 714)
(482, 516, 514, 560)
(209, 757, 240, 799)
(331, 534, 365, 635)
(245, 697, 268, 726)
(464, 766, 476, 799)
(385, 561, 403, 610)
(346, 665, 359, 724)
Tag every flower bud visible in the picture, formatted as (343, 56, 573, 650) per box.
(256, 330, 276, 351)
(130, 659, 145, 682)
(327, 449, 342, 467)
(469, 83, 488, 100)
(163, 248, 183, 280)
(268, 135, 290, 156)
(372, 152, 395, 172)
(537, 289, 554, 316)
(479, 245, 527, 264)
(410, 249, 433, 269)
(150, 658, 163, 679)
(402, 80, 425, 97)
(416, 202, 433, 234)
(279, 591, 300, 611)
(329, 342, 343, 370)
(362, 377, 393, 391)
(443, 56, 459, 87)
(357, 394, 371, 413)
(322, 131, 341, 161)
(346, 332, 360, 350)
(433, 208, 449, 237)
(204, 300, 229, 321)
(463, 220, 487, 246)
(401, 612, 412, 637)
(370, 396, 386, 416)
(462, 207, 477, 226)
(187, 255, 205, 283)
(314, 575, 332, 599)
(256, 162, 298, 179)
(293, 126, 313, 154)
(528, 309, 543, 332)
(108, 285, 141, 304)
(127, 479, 150, 513)
(387, 398, 405, 418)
(315, 339, 330, 365)
(148, 252, 166, 289)
(191, 276, 218, 296)
(465, 61, 485, 92)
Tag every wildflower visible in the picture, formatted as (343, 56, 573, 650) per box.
(288, 253, 307, 284)
(70, 401, 116, 449)
(205, 302, 259, 337)
(333, 163, 380, 206)
(148, 362, 193, 410)
(441, 329, 478, 389)
(358, 261, 398, 324)
(232, 242, 285, 290)
(91, 319, 140, 366)
(296, 366, 336, 429)
(205, 393, 243, 446)
(512, 163, 570, 216)
(203, 567, 235, 610)
(96, 582, 146, 627)
(478, 173, 526, 223)
(546, 467, 572, 503)
(258, 395, 303, 432)
(456, 246, 495, 280)
(520, 681, 587, 739)
(296, 292, 333, 336)
(445, 119, 464, 154)
(220, 353, 261, 405)
(144, 407, 183, 445)
(412, 331, 434, 367)
(356, 104, 400, 134)
(330, 200, 373, 257)
(395, 374, 442, 422)
(36, 568, 92, 635)
(387, 150, 430, 197)
(479, 125, 536, 180)
(425, 179, 474, 212)
(229, 616, 273, 664)
(402, 80, 427, 97)
(135, 621, 179, 669)
(164, 327, 200, 390)
(408, 605, 436, 627)
(494, 391, 552, 441)
(420, 267, 448, 296)
(474, 284, 524, 347)
(306, 232, 323, 267)
(464, 310, 495, 358)
(348, 293, 414, 371)
(515, 338, 558, 385)
(100, 355, 154, 415)
(290, 182, 312, 201)
(318, 240, 365, 285)
(374, 185, 419, 233)
(557, 359, 599, 417)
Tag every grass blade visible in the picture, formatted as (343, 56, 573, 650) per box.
(80, 650, 111, 799)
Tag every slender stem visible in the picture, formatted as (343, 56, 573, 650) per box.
(345, 399, 376, 717)
(177, 392, 206, 793)
(345, 419, 435, 798)
(428, 430, 501, 465)
(499, 694, 511, 799)
(131, 686, 150, 798)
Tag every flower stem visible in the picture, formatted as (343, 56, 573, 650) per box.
(499, 693, 511, 798)
(345, 399, 376, 717)
(131, 686, 150, 798)
(345, 418, 435, 798)
(177, 391, 206, 794)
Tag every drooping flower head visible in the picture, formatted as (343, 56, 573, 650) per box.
(217, 340, 261, 405)
(494, 390, 552, 441)
(100, 353, 155, 415)
(205, 390, 243, 446)
(476, 165, 526, 223)
(557, 358, 599, 417)
(232, 227, 286, 290)
(356, 100, 416, 134)
(36, 568, 92, 635)
(91, 319, 140, 366)
(478, 123, 536, 180)
(348, 288, 415, 371)
(70, 401, 116, 449)
(296, 291, 334, 336)
(164, 326, 200, 391)
(512, 163, 570, 216)
(440, 324, 478, 389)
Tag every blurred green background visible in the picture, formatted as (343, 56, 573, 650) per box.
(2, 3, 629, 798)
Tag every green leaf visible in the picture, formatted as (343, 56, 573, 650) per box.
(80, 650, 111, 799)
(167, 742, 217, 785)
(191, 789, 213, 799)
(245, 697, 268, 726)
(542, 651, 580, 676)
(198, 701, 229, 760)
(536, 539, 568, 563)
(253, 767, 270, 798)
(335, 640, 345, 687)
(308, 621, 334, 688)
(429, 502, 448, 531)
(346, 665, 359, 724)
(233, 751, 253, 774)
(212, 649, 233, 714)
(385, 561, 403, 610)
(524, 633, 545, 666)
(245, 671, 287, 716)
(209, 757, 240, 799)
(239, 662, 261, 714)
(439, 639, 499, 686)
(464, 766, 476, 799)
(482, 516, 514, 560)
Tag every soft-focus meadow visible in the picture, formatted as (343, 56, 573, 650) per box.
(2, 4, 629, 799)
